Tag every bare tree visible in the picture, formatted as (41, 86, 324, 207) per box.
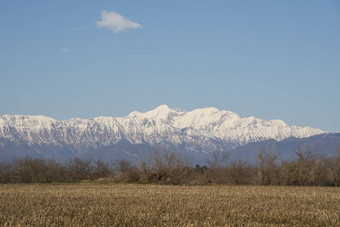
(326, 145, 340, 186)
(65, 158, 93, 181)
(294, 145, 323, 185)
(0, 162, 12, 183)
(257, 149, 279, 185)
(228, 160, 251, 185)
(205, 150, 229, 184)
(310, 156, 327, 186)
(113, 160, 140, 182)
(114, 160, 132, 174)
(148, 150, 189, 184)
(44, 159, 68, 183)
(206, 150, 229, 169)
(93, 160, 111, 179)
(11, 157, 50, 183)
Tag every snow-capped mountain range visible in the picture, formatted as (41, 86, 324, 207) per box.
(0, 105, 327, 162)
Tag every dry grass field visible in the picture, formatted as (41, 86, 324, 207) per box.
(0, 184, 339, 226)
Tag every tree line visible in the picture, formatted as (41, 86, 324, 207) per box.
(0, 146, 339, 186)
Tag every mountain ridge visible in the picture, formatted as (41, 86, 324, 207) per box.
(0, 105, 327, 162)
(0, 105, 326, 145)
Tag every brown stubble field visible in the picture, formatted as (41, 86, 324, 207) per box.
(0, 184, 339, 226)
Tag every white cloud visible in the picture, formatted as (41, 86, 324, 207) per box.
(62, 48, 70, 53)
(96, 10, 142, 33)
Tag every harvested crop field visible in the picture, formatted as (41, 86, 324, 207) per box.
(0, 184, 339, 226)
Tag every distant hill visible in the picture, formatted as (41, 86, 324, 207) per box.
(228, 133, 340, 165)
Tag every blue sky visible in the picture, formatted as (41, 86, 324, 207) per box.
(0, 0, 339, 132)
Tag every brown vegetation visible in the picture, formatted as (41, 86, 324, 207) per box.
(0, 184, 339, 226)
(0, 147, 339, 186)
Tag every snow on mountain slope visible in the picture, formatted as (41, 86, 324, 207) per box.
(0, 105, 326, 153)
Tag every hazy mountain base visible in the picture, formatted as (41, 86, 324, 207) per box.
(229, 133, 340, 164)
(1, 133, 339, 165)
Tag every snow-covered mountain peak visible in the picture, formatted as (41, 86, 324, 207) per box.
(128, 111, 142, 118)
(193, 107, 220, 113)
(172, 107, 240, 130)
(0, 106, 327, 154)
(0, 114, 57, 129)
(154, 104, 171, 111)
(92, 116, 117, 123)
(268, 119, 288, 127)
(146, 104, 171, 114)
(136, 104, 181, 120)
(1, 114, 56, 122)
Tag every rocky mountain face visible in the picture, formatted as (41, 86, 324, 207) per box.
(0, 105, 328, 163)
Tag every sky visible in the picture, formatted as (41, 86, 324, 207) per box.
(0, 0, 339, 132)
